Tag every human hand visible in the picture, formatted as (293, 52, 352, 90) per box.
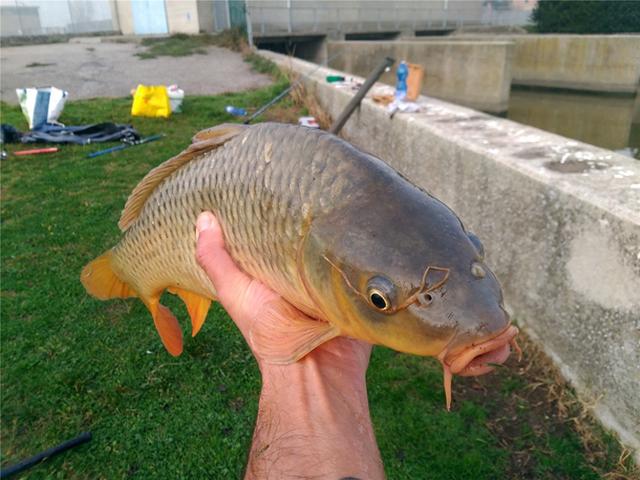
(195, 211, 372, 376)
(195, 212, 384, 479)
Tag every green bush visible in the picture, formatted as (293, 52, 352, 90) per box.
(531, 0, 640, 33)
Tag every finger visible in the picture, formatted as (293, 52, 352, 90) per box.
(195, 212, 252, 307)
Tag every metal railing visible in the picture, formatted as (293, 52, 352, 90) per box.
(0, 0, 533, 39)
(247, 1, 533, 37)
(0, 0, 118, 37)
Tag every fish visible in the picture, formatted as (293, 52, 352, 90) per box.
(81, 122, 520, 409)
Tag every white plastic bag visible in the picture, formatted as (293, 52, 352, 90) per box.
(16, 87, 68, 129)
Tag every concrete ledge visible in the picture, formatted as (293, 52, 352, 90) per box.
(327, 40, 513, 113)
(448, 34, 640, 93)
(260, 50, 640, 460)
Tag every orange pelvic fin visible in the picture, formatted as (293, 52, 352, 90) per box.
(249, 300, 339, 365)
(167, 287, 212, 337)
(80, 251, 137, 300)
(145, 298, 183, 357)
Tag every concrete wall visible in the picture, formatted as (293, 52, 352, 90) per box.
(512, 35, 640, 93)
(449, 34, 640, 93)
(113, 0, 135, 36)
(327, 40, 513, 113)
(197, 0, 215, 33)
(166, 0, 199, 34)
(259, 51, 640, 462)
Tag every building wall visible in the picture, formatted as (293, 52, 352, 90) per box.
(113, 0, 200, 35)
(113, 0, 135, 35)
(197, 0, 215, 33)
(166, 0, 199, 34)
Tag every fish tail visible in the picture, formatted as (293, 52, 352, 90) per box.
(80, 250, 137, 300)
(81, 251, 184, 356)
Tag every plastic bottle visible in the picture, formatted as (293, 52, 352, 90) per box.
(395, 61, 408, 101)
(225, 105, 247, 116)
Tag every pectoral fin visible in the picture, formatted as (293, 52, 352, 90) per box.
(249, 300, 339, 365)
(168, 287, 212, 337)
(144, 298, 183, 357)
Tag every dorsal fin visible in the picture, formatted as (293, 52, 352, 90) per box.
(118, 123, 248, 231)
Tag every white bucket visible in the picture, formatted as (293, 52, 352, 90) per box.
(167, 85, 184, 113)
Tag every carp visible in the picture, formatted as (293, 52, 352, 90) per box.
(81, 122, 520, 408)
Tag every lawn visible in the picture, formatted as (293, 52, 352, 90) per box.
(1, 81, 635, 478)
(134, 30, 247, 59)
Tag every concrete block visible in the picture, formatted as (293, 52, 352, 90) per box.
(260, 50, 640, 462)
(449, 34, 640, 93)
(327, 40, 513, 113)
(512, 35, 640, 93)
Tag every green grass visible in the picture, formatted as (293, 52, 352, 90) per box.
(1, 85, 635, 479)
(135, 31, 246, 59)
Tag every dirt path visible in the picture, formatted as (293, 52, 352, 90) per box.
(0, 38, 272, 104)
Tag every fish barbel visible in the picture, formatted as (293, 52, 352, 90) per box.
(81, 122, 519, 408)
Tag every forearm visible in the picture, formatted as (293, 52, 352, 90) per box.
(245, 358, 384, 480)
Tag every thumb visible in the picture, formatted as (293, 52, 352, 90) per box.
(195, 212, 252, 307)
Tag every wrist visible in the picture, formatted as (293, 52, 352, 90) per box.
(260, 354, 370, 420)
(247, 357, 383, 479)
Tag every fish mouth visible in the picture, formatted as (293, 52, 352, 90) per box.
(437, 324, 521, 410)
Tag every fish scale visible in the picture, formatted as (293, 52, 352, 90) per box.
(111, 124, 343, 310)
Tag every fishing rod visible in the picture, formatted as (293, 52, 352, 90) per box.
(329, 56, 395, 135)
(0, 432, 92, 478)
(243, 51, 344, 125)
(87, 134, 164, 159)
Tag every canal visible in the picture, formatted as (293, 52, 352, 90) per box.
(507, 87, 640, 160)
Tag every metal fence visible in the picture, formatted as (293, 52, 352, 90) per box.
(247, 0, 534, 37)
(0, 0, 118, 37)
(1, 0, 533, 38)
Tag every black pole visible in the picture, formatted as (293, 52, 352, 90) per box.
(243, 84, 295, 125)
(243, 51, 344, 125)
(329, 57, 395, 135)
(0, 432, 92, 478)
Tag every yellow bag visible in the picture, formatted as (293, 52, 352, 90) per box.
(131, 85, 171, 118)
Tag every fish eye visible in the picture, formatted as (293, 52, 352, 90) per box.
(366, 276, 396, 312)
(368, 289, 390, 311)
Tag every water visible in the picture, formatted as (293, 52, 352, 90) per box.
(507, 87, 640, 160)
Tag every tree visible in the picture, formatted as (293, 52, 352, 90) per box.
(531, 0, 640, 33)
